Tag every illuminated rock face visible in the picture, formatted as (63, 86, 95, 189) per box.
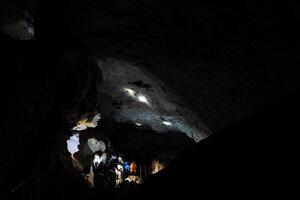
(87, 138, 106, 153)
(66, 133, 80, 156)
(71, 113, 101, 131)
(151, 160, 165, 174)
(93, 153, 107, 167)
(97, 59, 212, 142)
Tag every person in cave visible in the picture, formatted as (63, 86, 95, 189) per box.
(115, 163, 124, 187)
(123, 161, 130, 177)
(130, 162, 137, 175)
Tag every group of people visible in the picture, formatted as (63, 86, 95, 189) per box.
(85, 141, 140, 188)
(112, 157, 138, 187)
(67, 112, 141, 189)
(93, 152, 139, 187)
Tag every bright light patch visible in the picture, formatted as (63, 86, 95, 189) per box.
(151, 160, 165, 174)
(162, 121, 172, 126)
(66, 133, 80, 160)
(93, 153, 107, 168)
(135, 123, 142, 126)
(125, 175, 142, 184)
(123, 87, 150, 105)
(124, 88, 136, 97)
(93, 154, 101, 168)
(87, 138, 106, 153)
(72, 113, 101, 131)
(137, 95, 149, 104)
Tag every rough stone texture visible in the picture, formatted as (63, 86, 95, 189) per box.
(87, 138, 106, 153)
(56, 0, 298, 132)
(97, 59, 211, 142)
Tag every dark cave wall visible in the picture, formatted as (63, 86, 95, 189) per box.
(34, 0, 298, 132)
(113, 1, 299, 132)
(0, 41, 101, 193)
(129, 93, 298, 199)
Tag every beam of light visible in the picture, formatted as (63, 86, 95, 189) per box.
(124, 88, 136, 97)
(135, 122, 142, 126)
(162, 121, 172, 126)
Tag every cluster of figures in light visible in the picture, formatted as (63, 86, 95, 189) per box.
(85, 152, 141, 188)
(66, 112, 163, 189)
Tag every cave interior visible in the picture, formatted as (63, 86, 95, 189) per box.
(0, 1, 299, 199)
